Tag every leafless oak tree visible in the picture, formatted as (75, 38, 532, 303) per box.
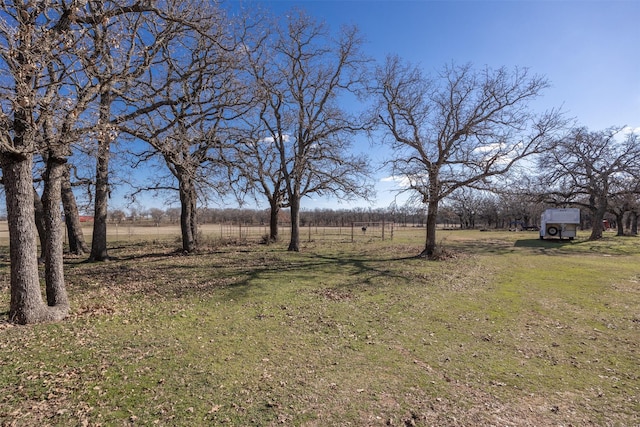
(540, 127, 640, 240)
(219, 125, 288, 243)
(120, 3, 245, 253)
(0, 1, 82, 323)
(373, 57, 566, 258)
(75, 1, 173, 261)
(0, 0, 202, 322)
(215, 17, 287, 243)
(243, 11, 372, 251)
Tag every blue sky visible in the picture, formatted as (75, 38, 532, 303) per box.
(112, 0, 639, 213)
(244, 0, 639, 209)
(262, 0, 639, 129)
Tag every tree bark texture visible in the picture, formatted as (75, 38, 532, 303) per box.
(89, 88, 112, 261)
(288, 195, 301, 252)
(42, 156, 70, 308)
(62, 165, 89, 255)
(421, 200, 439, 258)
(588, 200, 607, 241)
(2, 155, 68, 324)
(32, 187, 46, 260)
(179, 177, 198, 253)
(89, 137, 110, 261)
(268, 198, 280, 242)
(614, 212, 625, 236)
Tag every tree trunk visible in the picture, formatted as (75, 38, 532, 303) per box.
(614, 212, 625, 236)
(89, 89, 112, 261)
(89, 138, 110, 261)
(2, 8, 68, 324)
(33, 187, 46, 260)
(2, 155, 68, 324)
(42, 156, 70, 308)
(631, 211, 638, 235)
(179, 177, 198, 253)
(588, 205, 607, 240)
(625, 213, 631, 231)
(89, 79, 113, 261)
(421, 200, 439, 258)
(62, 164, 89, 255)
(268, 198, 280, 242)
(288, 195, 301, 252)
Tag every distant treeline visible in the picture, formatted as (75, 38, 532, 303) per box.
(110, 203, 628, 232)
(109, 205, 539, 229)
(110, 206, 425, 227)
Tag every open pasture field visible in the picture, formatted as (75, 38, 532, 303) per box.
(0, 228, 639, 426)
(0, 221, 397, 247)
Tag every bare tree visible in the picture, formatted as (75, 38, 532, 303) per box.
(110, 208, 126, 224)
(373, 57, 566, 258)
(213, 15, 288, 243)
(540, 127, 640, 240)
(246, 11, 373, 251)
(0, 1, 80, 323)
(120, 4, 244, 253)
(610, 161, 640, 236)
(76, 0, 166, 261)
(491, 181, 546, 229)
(37, 26, 100, 263)
(0, 0, 194, 322)
(148, 208, 165, 226)
(447, 188, 483, 229)
(219, 124, 287, 242)
(60, 0, 206, 261)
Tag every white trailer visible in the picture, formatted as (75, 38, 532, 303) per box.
(540, 208, 580, 240)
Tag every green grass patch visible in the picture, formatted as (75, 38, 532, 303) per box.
(1, 230, 639, 425)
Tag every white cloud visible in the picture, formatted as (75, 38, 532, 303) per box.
(260, 134, 291, 144)
(473, 142, 504, 153)
(380, 175, 411, 187)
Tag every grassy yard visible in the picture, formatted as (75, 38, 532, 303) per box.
(0, 229, 638, 426)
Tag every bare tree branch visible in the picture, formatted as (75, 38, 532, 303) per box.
(373, 56, 567, 257)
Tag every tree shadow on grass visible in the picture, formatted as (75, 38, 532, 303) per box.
(514, 238, 575, 248)
(74, 236, 609, 308)
(442, 239, 516, 255)
(434, 236, 582, 256)
(220, 251, 418, 302)
(67, 244, 418, 305)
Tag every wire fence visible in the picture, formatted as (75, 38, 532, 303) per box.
(0, 221, 406, 247)
(101, 221, 396, 245)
